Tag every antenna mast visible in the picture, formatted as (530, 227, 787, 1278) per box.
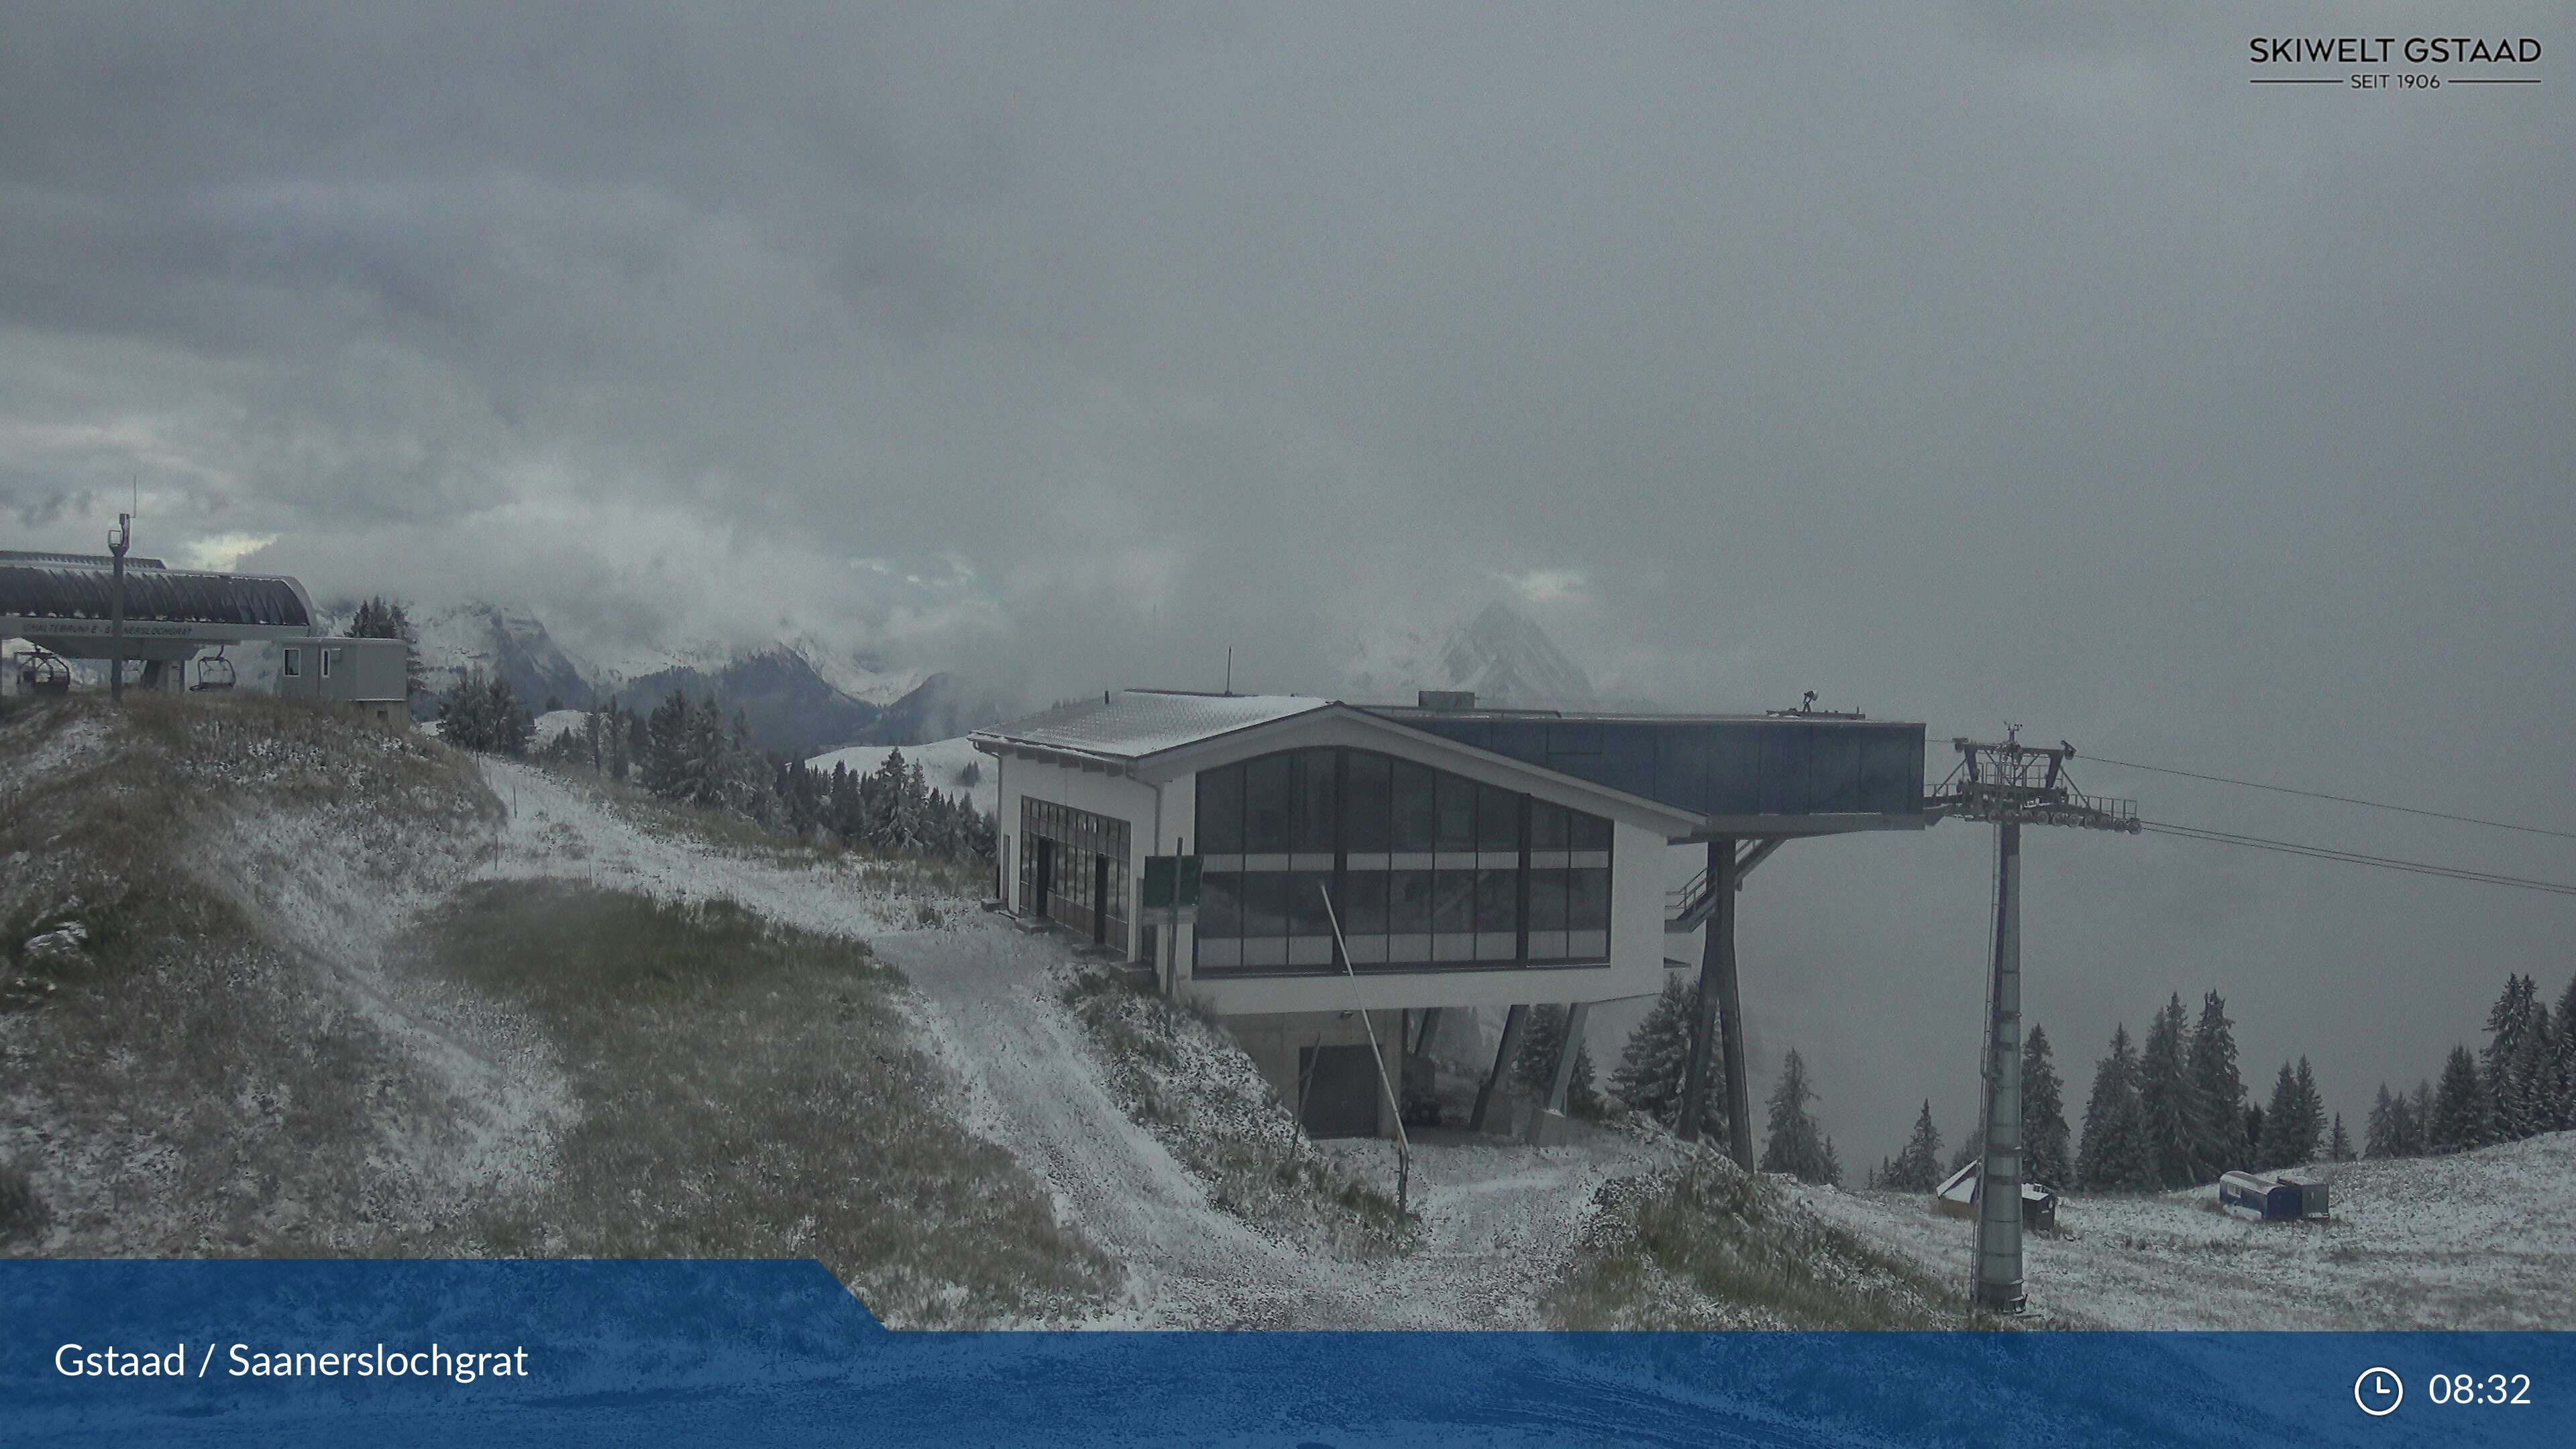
(107, 513, 132, 703)
(1925, 727, 2139, 1313)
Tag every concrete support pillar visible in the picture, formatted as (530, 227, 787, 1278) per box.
(1470, 1004, 1529, 1133)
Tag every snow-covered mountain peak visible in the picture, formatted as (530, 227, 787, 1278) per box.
(1344, 602, 1595, 706)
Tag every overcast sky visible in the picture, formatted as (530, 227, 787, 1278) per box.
(4, 3, 2569, 1167)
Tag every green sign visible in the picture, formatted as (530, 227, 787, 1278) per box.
(1141, 855, 1201, 911)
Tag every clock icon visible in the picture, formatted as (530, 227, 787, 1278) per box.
(2355, 1367, 2404, 1417)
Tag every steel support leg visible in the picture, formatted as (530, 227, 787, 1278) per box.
(1680, 837, 1752, 1168)
(1545, 1002, 1591, 1115)
(1974, 820, 2027, 1312)
(1470, 1004, 1529, 1133)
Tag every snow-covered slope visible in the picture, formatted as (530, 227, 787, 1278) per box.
(1345, 602, 1594, 706)
(808, 737, 995, 815)
(1795, 1132, 2576, 1330)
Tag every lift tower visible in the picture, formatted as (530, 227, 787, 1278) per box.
(1927, 728, 2138, 1312)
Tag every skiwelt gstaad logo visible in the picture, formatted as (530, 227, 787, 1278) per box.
(2249, 33, 2542, 91)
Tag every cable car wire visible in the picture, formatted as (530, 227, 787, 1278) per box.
(2137, 820, 2576, 896)
(2086, 754, 2576, 843)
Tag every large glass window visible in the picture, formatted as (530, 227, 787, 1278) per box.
(1199, 765, 1244, 854)
(1291, 749, 1337, 854)
(1345, 751, 1391, 853)
(1392, 759, 1436, 851)
(1192, 747, 1615, 975)
(1019, 796, 1132, 949)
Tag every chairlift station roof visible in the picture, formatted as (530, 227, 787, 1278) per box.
(975, 688, 1926, 839)
(0, 551, 319, 660)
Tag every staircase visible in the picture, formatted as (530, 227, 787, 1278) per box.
(1663, 839, 1790, 933)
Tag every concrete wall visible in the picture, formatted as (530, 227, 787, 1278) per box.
(1229, 1008, 1407, 1138)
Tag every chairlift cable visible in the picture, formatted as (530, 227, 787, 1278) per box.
(2086, 755, 2576, 843)
(2136, 820, 2576, 897)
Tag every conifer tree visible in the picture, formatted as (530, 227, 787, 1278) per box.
(2483, 975, 2542, 1141)
(2365, 1083, 2400, 1159)
(2428, 1044, 2491, 1155)
(2138, 994, 2204, 1187)
(1758, 1049, 1838, 1185)
(2554, 974, 2576, 1131)
(2328, 1113, 2353, 1162)
(2406, 1080, 2434, 1152)
(2022, 1024, 2072, 1188)
(1609, 975, 1725, 1138)
(2256, 1062, 2339, 1175)
(1886, 1101, 1944, 1191)
(1511, 1005, 1600, 1116)
(2077, 1023, 2149, 1191)
(2187, 991, 2248, 1177)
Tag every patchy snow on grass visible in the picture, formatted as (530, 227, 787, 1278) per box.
(477, 757, 971, 940)
(1794, 1132, 2576, 1330)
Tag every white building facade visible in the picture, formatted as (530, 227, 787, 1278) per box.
(977, 690, 1929, 1137)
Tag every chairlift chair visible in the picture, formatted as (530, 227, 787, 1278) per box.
(191, 647, 237, 692)
(15, 647, 70, 696)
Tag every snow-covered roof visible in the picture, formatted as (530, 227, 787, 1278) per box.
(972, 690, 1330, 765)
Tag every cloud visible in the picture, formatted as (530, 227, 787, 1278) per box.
(180, 531, 276, 570)
(0, 1, 2565, 1165)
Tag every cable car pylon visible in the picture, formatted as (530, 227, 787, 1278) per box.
(1925, 727, 2139, 1313)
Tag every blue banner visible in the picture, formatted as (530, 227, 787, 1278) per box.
(4, 1260, 2567, 1447)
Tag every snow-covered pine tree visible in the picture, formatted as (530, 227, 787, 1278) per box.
(641, 692, 691, 798)
(2428, 1044, 2491, 1155)
(2289, 1057, 2326, 1165)
(2483, 975, 2541, 1140)
(2254, 1062, 2300, 1170)
(2506, 1014, 2555, 1142)
(2138, 994, 2204, 1187)
(1511, 1005, 1599, 1114)
(2077, 1022, 2149, 1191)
(1607, 975, 1724, 1138)
(1885, 1101, 1944, 1191)
(2406, 1080, 2434, 1154)
(1758, 1049, 1837, 1185)
(2023, 1024, 2072, 1189)
(2187, 991, 2248, 1177)
(2365, 1083, 2400, 1159)
(2328, 1113, 2353, 1162)
(2553, 973, 2576, 1132)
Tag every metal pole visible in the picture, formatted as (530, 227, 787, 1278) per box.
(1544, 1002, 1592, 1116)
(1470, 1004, 1530, 1132)
(107, 513, 130, 703)
(1974, 818, 2027, 1312)
(1316, 882, 1409, 1216)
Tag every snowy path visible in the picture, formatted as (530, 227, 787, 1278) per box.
(878, 924, 1668, 1329)
(480, 757, 1658, 1329)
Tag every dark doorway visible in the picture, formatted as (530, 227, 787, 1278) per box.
(1034, 839, 1055, 920)
(1297, 1044, 1381, 1138)
(1091, 855, 1110, 945)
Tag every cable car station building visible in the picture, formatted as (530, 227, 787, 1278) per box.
(973, 690, 1925, 1138)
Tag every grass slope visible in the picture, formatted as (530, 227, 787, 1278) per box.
(1, 695, 498, 1254)
(1059, 963, 1412, 1258)
(1552, 1154, 1974, 1329)
(433, 881, 1116, 1326)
